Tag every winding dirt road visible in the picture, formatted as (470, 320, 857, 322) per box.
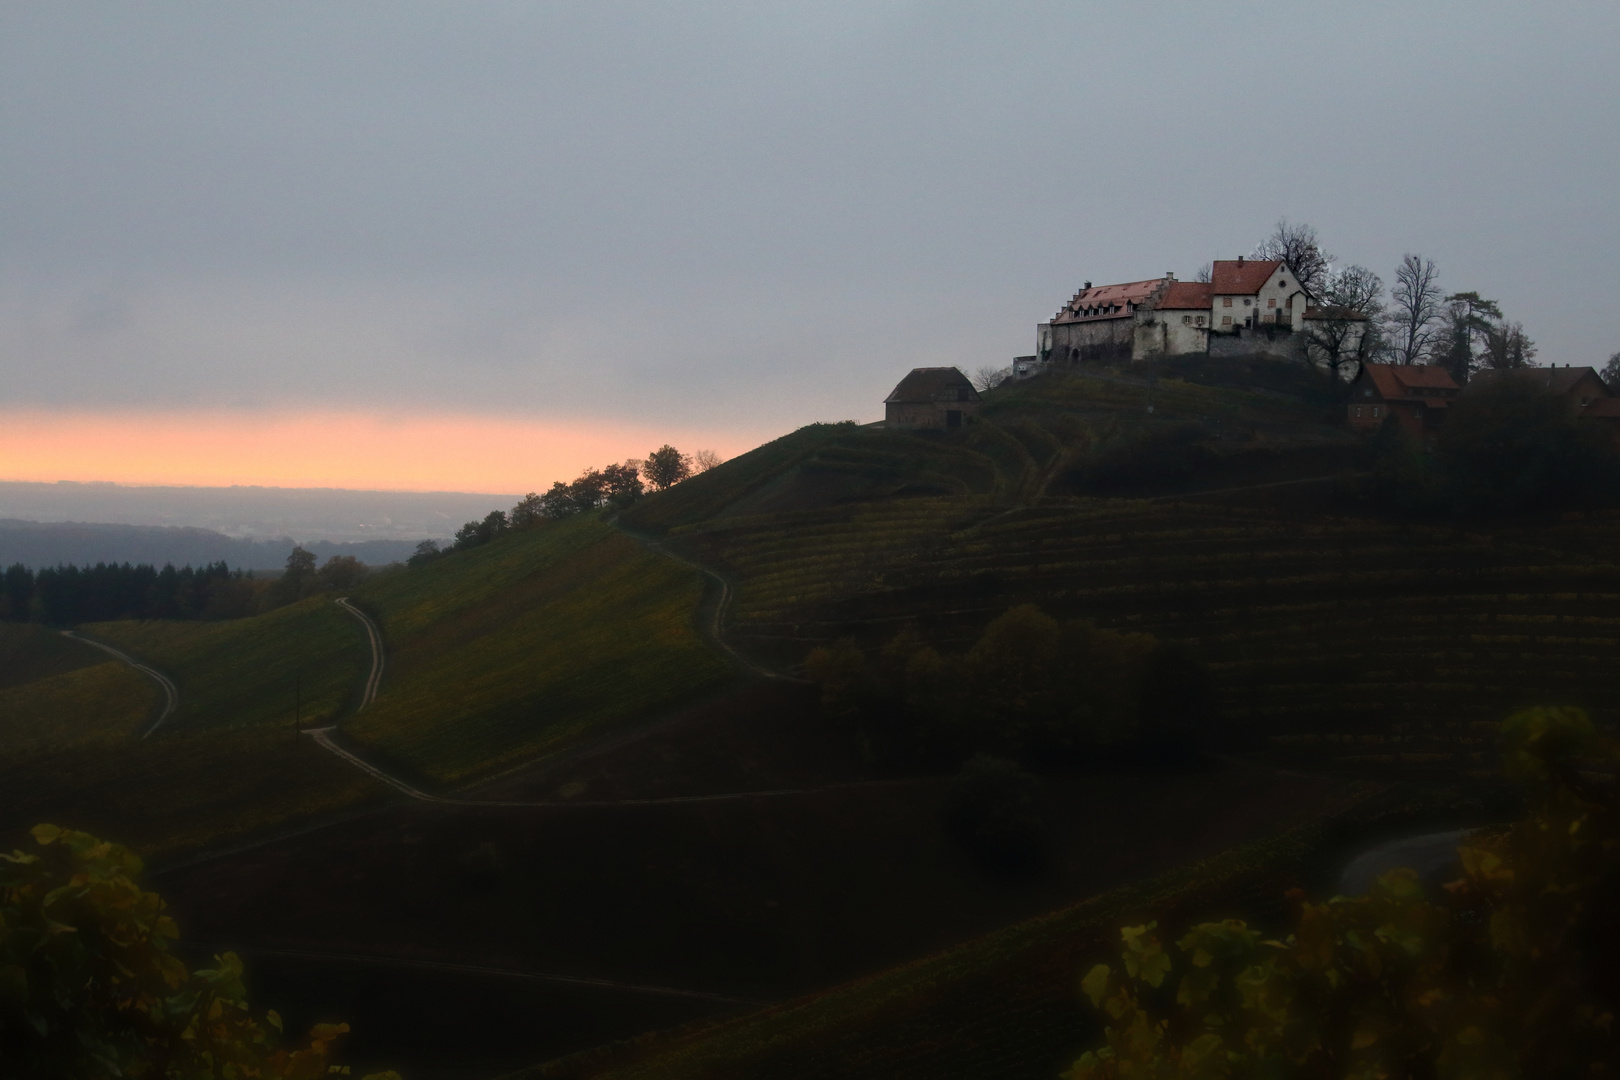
(302, 724, 932, 808)
(61, 630, 179, 737)
(334, 597, 384, 710)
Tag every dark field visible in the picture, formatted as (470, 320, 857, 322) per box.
(154, 682, 1373, 1078)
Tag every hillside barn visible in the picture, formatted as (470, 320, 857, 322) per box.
(1347, 364, 1461, 436)
(885, 368, 981, 431)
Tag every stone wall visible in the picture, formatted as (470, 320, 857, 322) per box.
(1207, 324, 1308, 362)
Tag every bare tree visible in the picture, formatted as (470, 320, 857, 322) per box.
(972, 365, 1011, 392)
(1603, 350, 1620, 389)
(1479, 320, 1538, 370)
(1386, 254, 1444, 365)
(1253, 219, 1334, 297)
(1306, 264, 1383, 383)
(690, 449, 723, 473)
(1194, 263, 1212, 284)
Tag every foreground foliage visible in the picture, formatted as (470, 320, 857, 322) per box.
(1069, 706, 1620, 1079)
(0, 824, 397, 1079)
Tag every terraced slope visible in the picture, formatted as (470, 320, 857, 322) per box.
(667, 495, 1620, 774)
(344, 514, 735, 785)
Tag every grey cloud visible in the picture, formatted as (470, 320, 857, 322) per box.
(2, 1, 1617, 430)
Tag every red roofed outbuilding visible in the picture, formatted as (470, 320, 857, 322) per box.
(1347, 364, 1461, 436)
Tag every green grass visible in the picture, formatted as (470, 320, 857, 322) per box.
(513, 822, 1340, 1080)
(345, 514, 735, 785)
(0, 724, 383, 860)
(83, 596, 367, 732)
(0, 660, 157, 755)
(0, 623, 104, 690)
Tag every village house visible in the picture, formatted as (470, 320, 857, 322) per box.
(1034, 257, 1364, 367)
(1347, 363, 1461, 436)
(884, 367, 982, 431)
(1472, 364, 1620, 448)
(1470, 365, 1611, 412)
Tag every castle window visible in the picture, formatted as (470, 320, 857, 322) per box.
(1223, 297, 1233, 307)
(1221, 316, 1232, 327)
(1243, 298, 1252, 306)
(1196, 316, 1205, 326)
(1279, 279, 1287, 287)
(1182, 315, 1192, 325)
(1267, 298, 1276, 308)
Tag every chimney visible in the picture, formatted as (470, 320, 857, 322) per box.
(1237, 255, 1244, 267)
(1084, 281, 1091, 290)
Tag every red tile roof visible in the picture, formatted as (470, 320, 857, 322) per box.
(1158, 281, 1213, 310)
(1052, 278, 1166, 324)
(1470, 366, 1610, 397)
(1209, 258, 1281, 295)
(1360, 363, 1460, 401)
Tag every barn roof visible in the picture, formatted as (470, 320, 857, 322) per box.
(1359, 363, 1460, 401)
(884, 367, 979, 404)
(1470, 366, 1610, 397)
(1209, 258, 1282, 295)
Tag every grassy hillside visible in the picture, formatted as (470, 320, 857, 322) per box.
(0, 660, 157, 755)
(511, 820, 1348, 1080)
(0, 623, 104, 690)
(344, 514, 735, 785)
(84, 596, 367, 732)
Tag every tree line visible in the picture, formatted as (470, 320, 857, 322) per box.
(1, 548, 372, 626)
(408, 443, 719, 566)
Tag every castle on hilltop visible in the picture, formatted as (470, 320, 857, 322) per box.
(1032, 258, 1366, 369)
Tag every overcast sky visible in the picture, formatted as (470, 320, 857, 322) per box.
(3, 2, 1618, 487)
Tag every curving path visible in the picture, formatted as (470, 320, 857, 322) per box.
(181, 940, 759, 1006)
(334, 597, 384, 710)
(310, 540, 894, 806)
(302, 725, 932, 809)
(61, 630, 179, 738)
(619, 527, 802, 683)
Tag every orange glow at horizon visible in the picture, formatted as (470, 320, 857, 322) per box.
(0, 409, 772, 493)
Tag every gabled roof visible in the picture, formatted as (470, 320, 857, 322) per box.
(1158, 281, 1214, 310)
(1209, 258, 1282, 295)
(884, 367, 979, 404)
(1052, 278, 1166, 324)
(1470, 366, 1611, 397)
(1359, 363, 1460, 401)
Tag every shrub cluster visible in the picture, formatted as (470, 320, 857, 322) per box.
(0, 824, 396, 1078)
(805, 604, 1215, 766)
(1068, 706, 1620, 1078)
